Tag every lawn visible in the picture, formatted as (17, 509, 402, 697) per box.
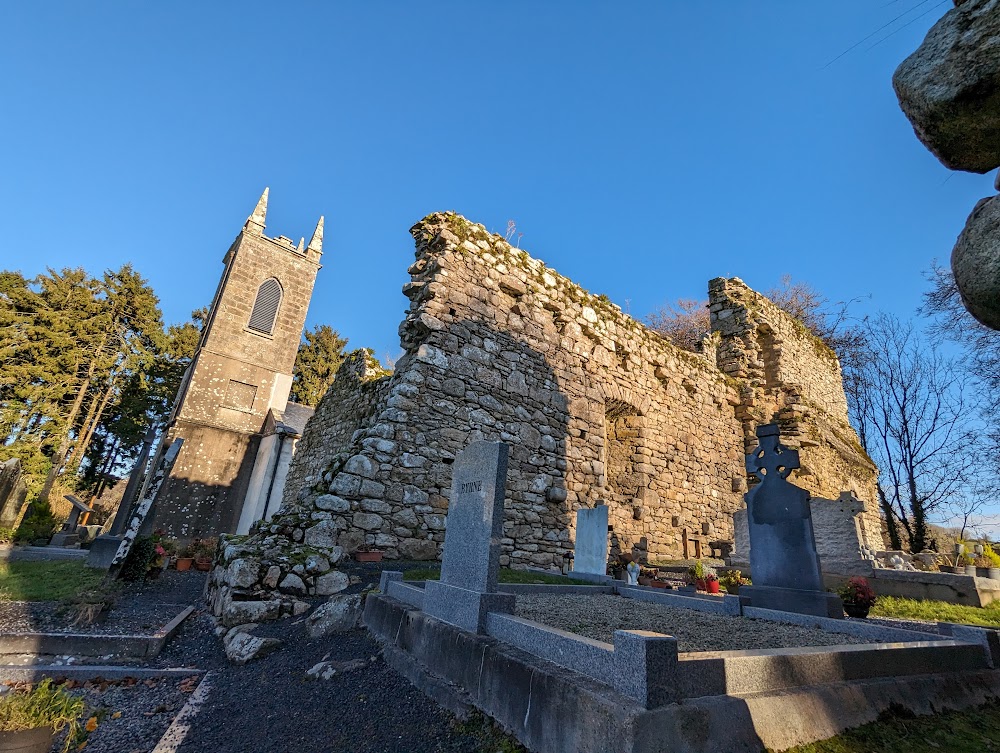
(402, 567, 594, 586)
(778, 701, 1000, 752)
(872, 594, 1000, 627)
(0, 561, 104, 601)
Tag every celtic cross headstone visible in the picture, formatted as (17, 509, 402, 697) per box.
(741, 423, 843, 619)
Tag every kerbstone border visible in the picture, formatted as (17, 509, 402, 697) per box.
(0, 605, 195, 661)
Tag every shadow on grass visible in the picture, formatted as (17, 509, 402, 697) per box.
(775, 700, 1000, 753)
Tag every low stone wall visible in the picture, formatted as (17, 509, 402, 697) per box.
(206, 527, 351, 627)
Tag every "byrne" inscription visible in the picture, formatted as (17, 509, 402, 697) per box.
(459, 480, 483, 494)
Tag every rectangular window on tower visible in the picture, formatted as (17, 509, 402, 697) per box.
(223, 380, 258, 413)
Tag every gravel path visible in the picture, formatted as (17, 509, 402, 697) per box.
(148, 611, 518, 753)
(515, 594, 877, 651)
(0, 571, 204, 635)
(29, 676, 195, 753)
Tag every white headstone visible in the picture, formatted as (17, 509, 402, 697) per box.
(573, 505, 609, 576)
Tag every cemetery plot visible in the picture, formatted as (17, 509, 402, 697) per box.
(514, 593, 876, 651)
(0, 570, 202, 636)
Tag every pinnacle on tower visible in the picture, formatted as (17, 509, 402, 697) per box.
(244, 187, 269, 235)
(297, 237, 305, 252)
(307, 216, 324, 255)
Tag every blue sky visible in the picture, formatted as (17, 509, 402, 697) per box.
(1, 3, 995, 528)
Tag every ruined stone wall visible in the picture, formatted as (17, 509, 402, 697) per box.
(281, 350, 392, 504)
(273, 212, 882, 569)
(279, 213, 748, 566)
(709, 278, 882, 544)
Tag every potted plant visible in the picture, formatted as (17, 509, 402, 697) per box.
(719, 569, 749, 595)
(687, 560, 718, 591)
(607, 555, 629, 581)
(174, 542, 194, 572)
(191, 537, 218, 571)
(984, 544, 1000, 580)
(839, 576, 877, 618)
(0, 678, 88, 753)
(704, 571, 721, 594)
(354, 547, 383, 563)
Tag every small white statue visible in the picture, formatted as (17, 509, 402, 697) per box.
(626, 560, 640, 586)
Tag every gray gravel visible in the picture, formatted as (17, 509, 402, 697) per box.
(0, 571, 204, 635)
(515, 594, 877, 651)
(45, 676, 195, 753)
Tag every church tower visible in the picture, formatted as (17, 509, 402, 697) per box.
(152, 189, 323, 536)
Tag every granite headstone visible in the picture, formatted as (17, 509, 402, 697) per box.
(741, 423, 843, 619)
(423, 441, 516, 633)
(573, 504, 609, 576)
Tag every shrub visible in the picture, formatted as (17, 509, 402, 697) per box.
(0, 526, 14, 543)
(118, 536, 155, 582)
(0, 678, 87, 752)
(984, 544, 1000, 568)
(14, 501, 57, 544)
(839, 576, 877, 608)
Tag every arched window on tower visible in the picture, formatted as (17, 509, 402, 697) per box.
(248, 277, 282, 335)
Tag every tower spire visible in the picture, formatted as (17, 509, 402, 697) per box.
(307, 216, 324, 255)
(244, 187, 269, 235)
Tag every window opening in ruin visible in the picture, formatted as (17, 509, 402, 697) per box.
(248, 277, 282, 335)
(604, 399, 641, 498)
(756, 325, 781, 389)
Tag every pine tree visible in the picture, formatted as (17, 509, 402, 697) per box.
(289, 325, 348, 407)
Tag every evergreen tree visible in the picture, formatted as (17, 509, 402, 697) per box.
(290, 325, 348, 407)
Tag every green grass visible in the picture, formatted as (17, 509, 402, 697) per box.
(777, 701, 1000, 752)
(0, 561, 104, 602)
(402, 567, 594, 586)
(871, 595, 1000, 627)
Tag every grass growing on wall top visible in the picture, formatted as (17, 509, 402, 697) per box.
(0, 561, 104, 601)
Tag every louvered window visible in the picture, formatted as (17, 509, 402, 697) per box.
(248, 278, 282, 335)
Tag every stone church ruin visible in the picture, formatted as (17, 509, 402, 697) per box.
(235, 212, 881, 591)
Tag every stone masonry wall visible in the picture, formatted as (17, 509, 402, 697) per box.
(709, 278, 882, 545)
(281, 350, 392, 503)
(276, 212, 880, 567)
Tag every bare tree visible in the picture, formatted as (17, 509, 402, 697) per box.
(646, 299, 710, 353)
(846, 313, 982, 552)
(922, 261, 1000, 475)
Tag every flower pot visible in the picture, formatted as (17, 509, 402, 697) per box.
(706, 580, 721, 594)
(0, 726, 55, 753)
(195, 558, 212, 572)
(354, 551, 383, 563)
(695, 578, 707, 591)
(843, 602, 870, 619)
(965, 565, 978, 576)
(175, 557, 194, 572)
(989, 568, 1000, 580)
(726, 585, 741, 595)
(650, 580, 668, 589)
(637, 576, 652, 587)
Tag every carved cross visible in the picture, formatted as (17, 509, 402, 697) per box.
(746, 423, 809, 524)
(746, 423, 799, 480)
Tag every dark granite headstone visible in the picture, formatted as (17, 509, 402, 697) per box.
(740, 423, 843, 619)
(423, 441, 515, 633)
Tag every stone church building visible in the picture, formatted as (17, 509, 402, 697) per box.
(266, 212, 882, 567)
(150, 189, 322, 537)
